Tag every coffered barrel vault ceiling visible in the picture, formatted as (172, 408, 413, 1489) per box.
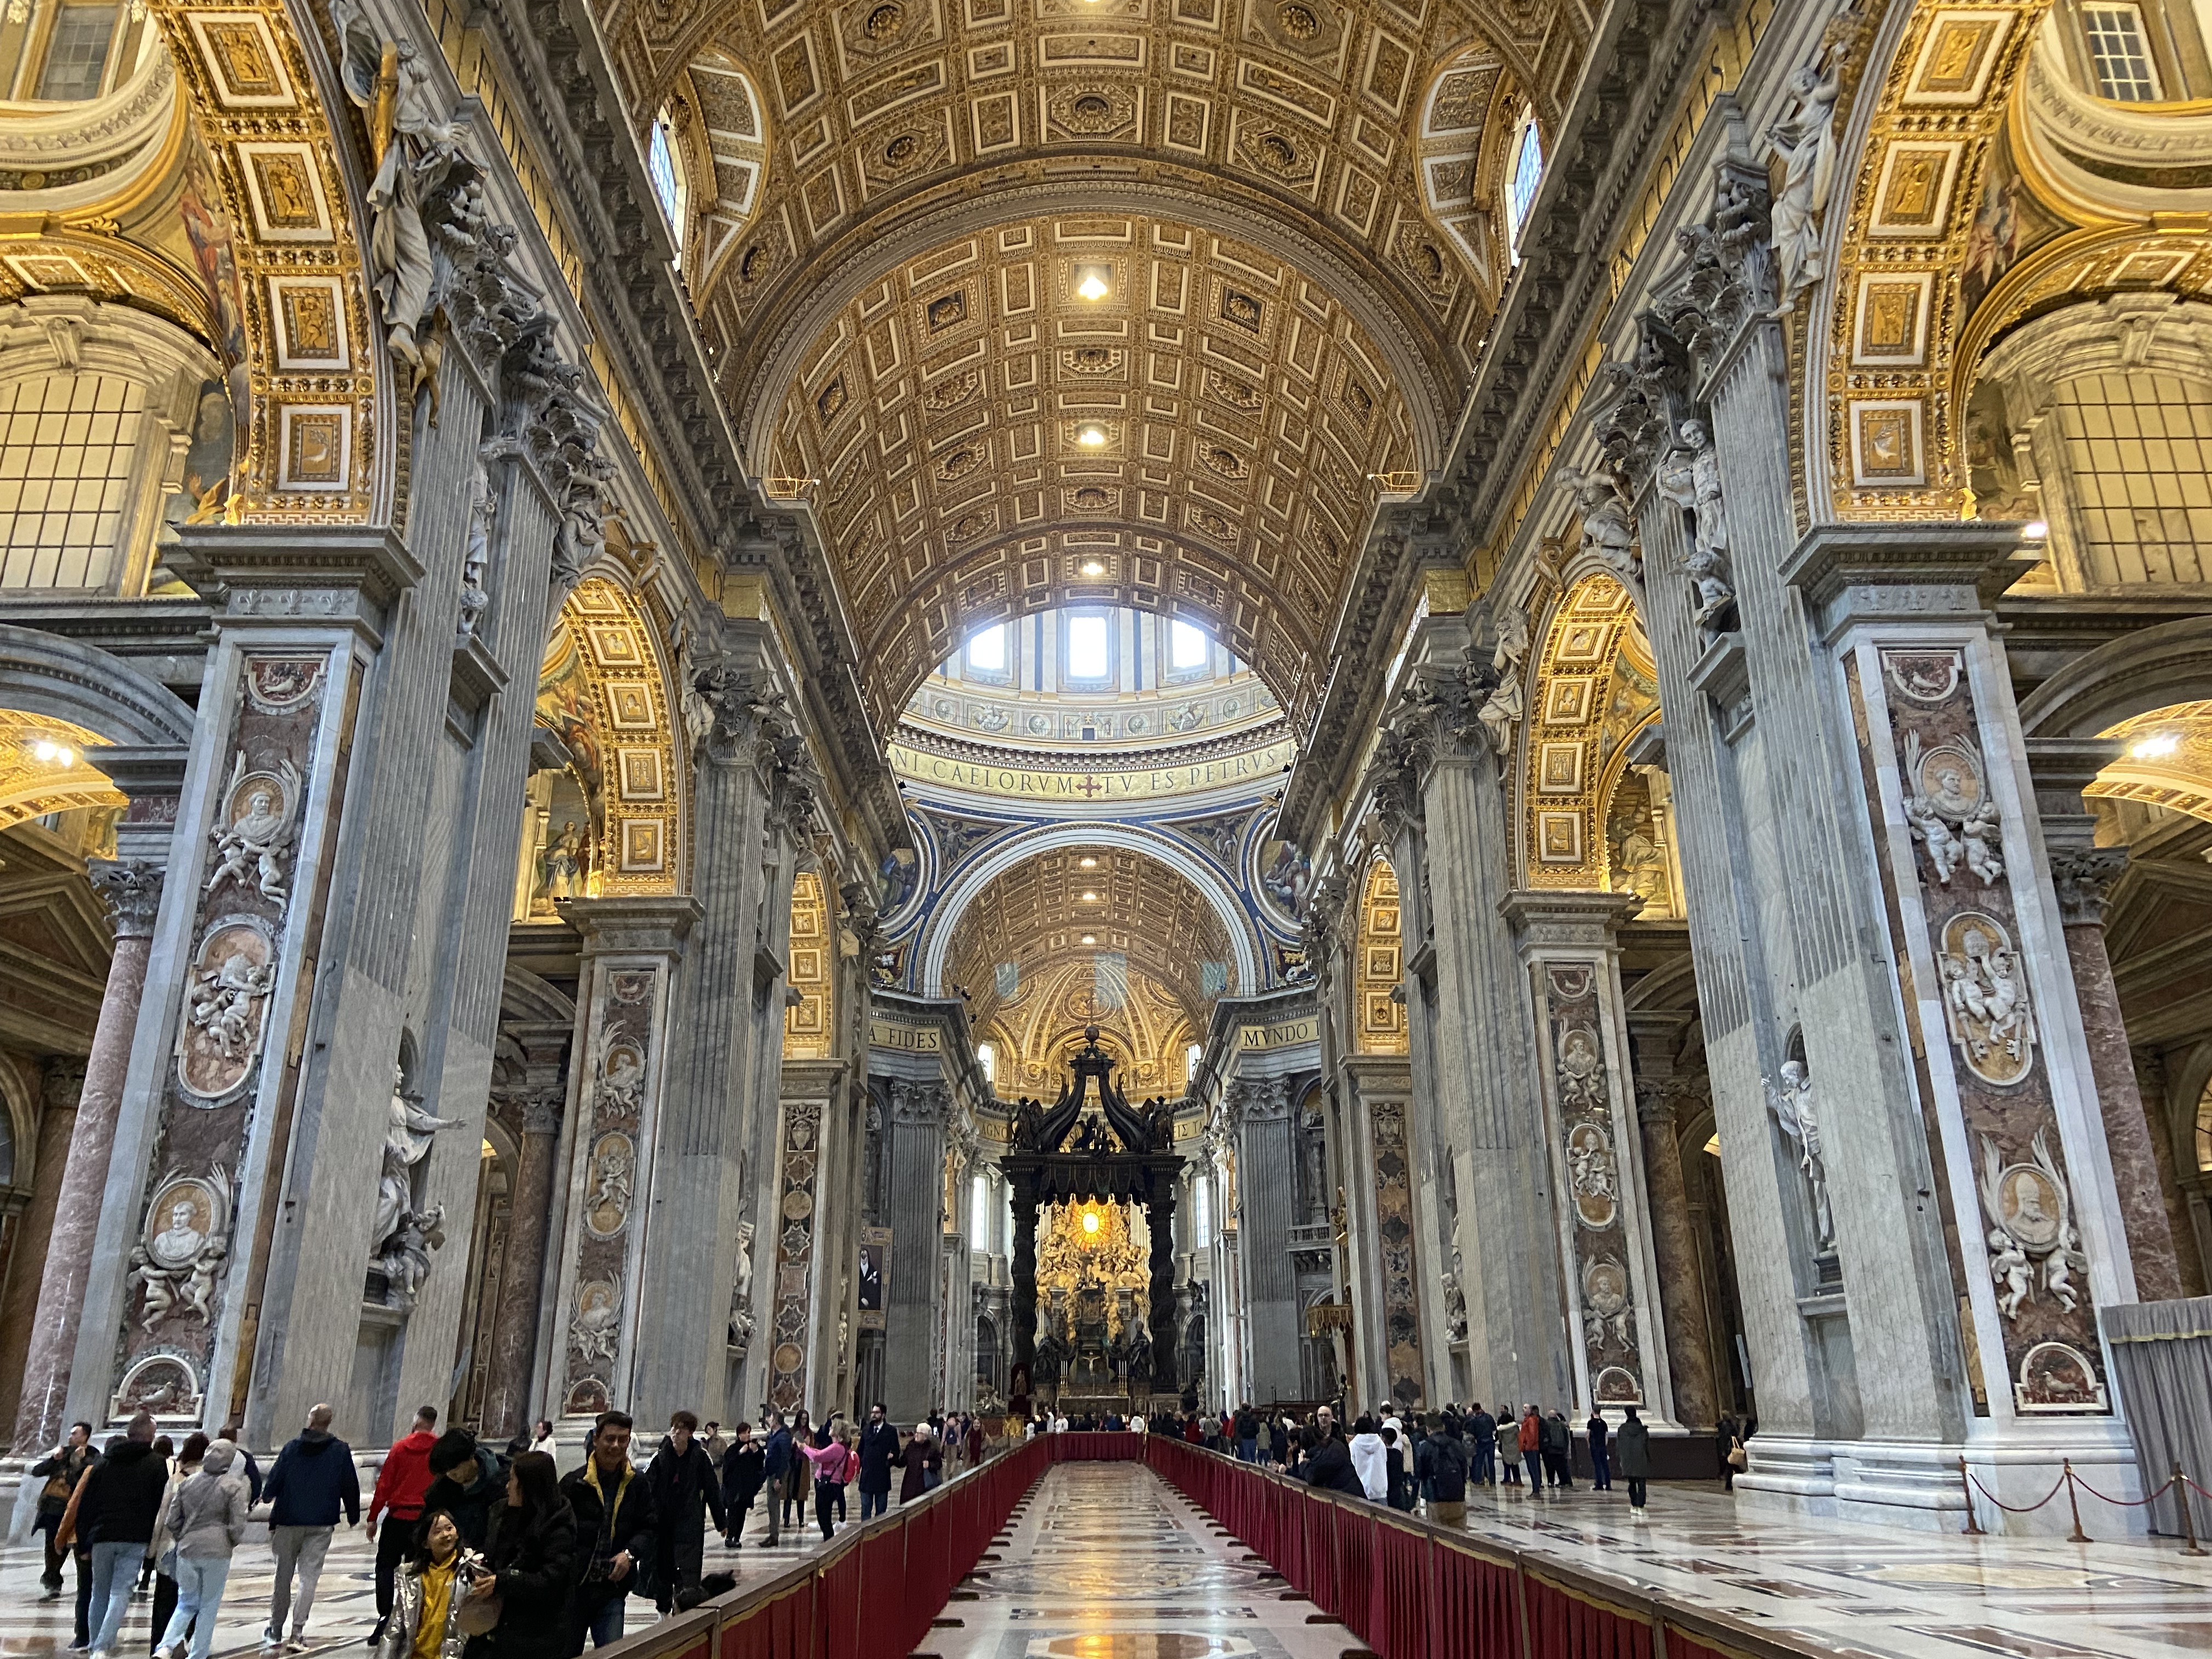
(944, 844, 1238, 1037)
(772, 213, 1417, 725)
(596, 0, 1590, 727)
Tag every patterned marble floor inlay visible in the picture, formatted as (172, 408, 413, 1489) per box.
(932, 1466, 2212, 1659)
(930, 1466, 1346, 1659)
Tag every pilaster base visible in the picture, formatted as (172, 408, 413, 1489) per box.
(1738, 1427, 2147, 1537)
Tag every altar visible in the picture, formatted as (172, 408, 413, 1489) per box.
(1000, 1025, 1185, 1413)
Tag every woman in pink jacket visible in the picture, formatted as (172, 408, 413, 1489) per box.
(797, 1431, 857, 1538)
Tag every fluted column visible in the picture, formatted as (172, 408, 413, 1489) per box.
(480, 1090, 563, 1438)
(13, 858, 164, 1452)
(2049, 849, 2188, 1302)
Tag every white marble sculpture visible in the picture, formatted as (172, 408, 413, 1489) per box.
(1654, 419, 1734, 630)
(1475, 610, 1531, 756)
(1768, 1058, 1835, 1249)
(206, 754, 300, 904)
(374, 1064, 461, 1257)
(1560, 465, 1641, 592)
(1764, 43, 1846, 314)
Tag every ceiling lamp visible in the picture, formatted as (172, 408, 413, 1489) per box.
(2131, 731, 2182, 760)
(1073, 262, 1112, 300)
(1074, 422, 1109, 449)
(1079, 856, 1098, 869)
(1080, 933, 1097, 945)
(30, 738, 76, 767)
(1080, 559, 1105, 575)
(1081, 890, 1099, 901)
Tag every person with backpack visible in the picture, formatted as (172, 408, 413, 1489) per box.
(152, 1442, 249, 1659)
(1424, 1413, 1470, 1526)
(1616, 1407, 1652, 1517)
(59, 1413, 170, 1659)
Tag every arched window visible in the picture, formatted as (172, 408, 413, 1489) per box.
(1186, 1042, 1203, 1084)
(647, 109, 687, 240)
(1194, 1176, 1212, 1246)
(971, 1172, 989, 1244)
(1169, 618, 1209, 671)
(977, 1041, 996, 1085)
(1507, 108, 1542, 259)
(967, 624, 1006, 673)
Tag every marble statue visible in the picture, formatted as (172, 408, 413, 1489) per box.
(1940, 919, 2036, 1080)
(1904, 733, 2006, 888)
(374, 1065, 461, 1258)
(728, 1219, 755, 1351)
(1560, 465, 1641, 591)
(331, 0, 464, 406)
(456, 479, 493, 644)
(206, 755, 300, 904)
(1475, 610, 1531, 756)
(377, 1204, 445, 1310)
(1764, 43, 1847, 315)
(1977, 1130, 2086, 1318)
(1768, 1058, 1835, 1249)
(1654, 419, 1734, 631)
(543, 821, 584, 901)
(128, 1170, 232, 1331)
(188, 949, 276, 1063)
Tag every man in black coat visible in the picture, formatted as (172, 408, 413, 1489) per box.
(645, 1410, 726, 1609)
(718, 1423, 765, 1549)
(419, 1427, 505, 1551)
(72, 1413, 168, 1659)
(561, 1412, 660, 1653)
(1467, 1403, 1497, 1487)
(1301, 1431, 1366, 1498)
(854, 1402, 899, 1521)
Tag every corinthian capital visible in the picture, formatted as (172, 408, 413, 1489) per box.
(89, 857, 165, 939)
(2050, 847, 2129, 927)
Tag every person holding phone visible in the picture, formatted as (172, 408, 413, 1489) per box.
(373, 1511, 481, 1659)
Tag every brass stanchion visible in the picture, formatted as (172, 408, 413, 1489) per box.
(1959, 1458, 1982, 1536)
(2178, 1465, 2207, 1558)
(2063, 1459, 2090, 1544)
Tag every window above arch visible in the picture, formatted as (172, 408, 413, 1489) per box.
(1508, 107, 1543, 258)
(647, 108, 686, 240)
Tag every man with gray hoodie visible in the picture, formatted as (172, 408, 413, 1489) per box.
(259, 1404, 360, 1652)
(155, 1442, 249, 1659)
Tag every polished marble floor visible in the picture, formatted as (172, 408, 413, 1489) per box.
(926, 1463, 1350, 1659)
(932, 1465, 2212, 1659)
(0, 1487, 837, 1659)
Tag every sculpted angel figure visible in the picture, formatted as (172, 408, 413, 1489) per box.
(1960, 797, 2006, 885)
(378, 1204, 445, 1309)
(1987, 1227, 2033, 1318)
(206, 756, 301, 903)
(1765, 42, 1848, 314)
(1904, 791, 1963, 883)
(1944, 922, 2033, 1065)
(1560, 464, 1641, 590)
(189, 950, 276, 1061)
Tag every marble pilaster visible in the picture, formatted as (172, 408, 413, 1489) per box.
(1226, 1077, 1301, 1407)
(1375, 624, 1570, 1419)
(1630, 1056, 1722, 1432)
(1504, 891, 1677, 1425)
(1338, 1056, 1426, 1414)
(884, 1078, 950, 1421)
(540, 896, 698, 1423)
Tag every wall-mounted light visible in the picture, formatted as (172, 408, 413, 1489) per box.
(2021, 518, 2050, 541)
(30, 738, 76, 767)
(1075, 422, 1109, 449)
(2131, 731, 2183, 760)
(1073, 262, 1112, 301)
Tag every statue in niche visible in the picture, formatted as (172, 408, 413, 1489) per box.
(374, 1063, 461, 1261)
(456, 479, 493, 644)
(1474, 610, 1530, 756)
(1442, 1245, 1469, 1344)
(1764, 41, 1847, 315)
(541, 820, 585, 901)
(1767, 1058, 1835, 1249)
(727, 1219, 755, 1351)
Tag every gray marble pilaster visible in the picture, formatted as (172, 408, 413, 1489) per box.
(1228, 1078, 1301, 1406)
(884, 1079, 950, 1421)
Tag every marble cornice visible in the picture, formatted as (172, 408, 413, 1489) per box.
(1278, 0, 1720, 847)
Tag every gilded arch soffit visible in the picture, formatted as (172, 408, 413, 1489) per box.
(1812, 0, 2212, 519)
(772, 210, 1419, 730)
(0, 712, 127, 833)
(785, 868, 837, 1057)
(1351, 851, 1406, 1055)
(2088, 701, 2212, 829)
(535, 577, 686, 893)
(146, 2, 379, 515)
(944, 841, 1235, 1032)
(1518, 572, 1656, 889)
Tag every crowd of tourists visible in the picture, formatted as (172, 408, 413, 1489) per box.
(1017, 1399, 1753, 1525)
(22, 1401, 998, 1659)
